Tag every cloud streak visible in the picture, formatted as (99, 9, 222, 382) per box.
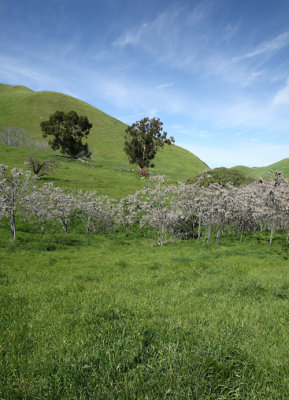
(112, 4, 210, 70)
(271, 77, 289, 107)
(235, 31, 289, 61)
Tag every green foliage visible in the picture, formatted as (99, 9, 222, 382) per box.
(187, 166, 255, 186)
(124, 117, 175, 174)
(169, 213, 198, 240)
(40, 110, 92, 159)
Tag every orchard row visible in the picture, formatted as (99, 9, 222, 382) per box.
(1, 164, 288, 245)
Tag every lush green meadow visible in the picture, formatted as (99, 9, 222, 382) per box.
(1, 220, 289, 399)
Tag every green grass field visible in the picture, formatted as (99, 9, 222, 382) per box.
(1, 220, 289, 399)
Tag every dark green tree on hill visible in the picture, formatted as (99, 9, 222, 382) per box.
(40, 110, 92, 159)
(187, 167, 255, 187)
(124, 117, 174, 175)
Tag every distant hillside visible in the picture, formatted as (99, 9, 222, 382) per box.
(0, 83, 207, 186)
(232, 158, 289, 180)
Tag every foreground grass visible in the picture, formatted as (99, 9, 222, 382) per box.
(1, 225, 289, 399)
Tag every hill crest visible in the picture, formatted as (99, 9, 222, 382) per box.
(0, 83, 208, 195)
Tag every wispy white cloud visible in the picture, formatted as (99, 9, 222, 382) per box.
(211, 94, 289, 134)
(203, 54, 262, 86)
(206, 31, 289, 88)
(0, 55, 46, 83)
(156, 82, 174, 90)
(271, 77, 289, 107)
(0, 55, 81, 98)
(89, 74, 194, 118)
(235, 31, 289, 61)
(112, 5, 289, 92)
(170, 124, 185, 130)
(112, 4, 210, 70)
(113, 24, 145, 48)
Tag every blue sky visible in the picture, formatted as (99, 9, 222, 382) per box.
(1, 0, 289, 167)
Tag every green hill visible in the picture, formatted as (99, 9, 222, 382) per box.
(232, 158, 289, 180)
(0, 83, 207, 196)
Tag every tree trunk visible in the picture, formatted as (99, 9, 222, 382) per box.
(197, 216, 201, 241)
(62, 218, 68, 235)
(207, 222, 211, 242)
(240, 228, 243, 243)
(270, 222, 274, 246)
(216, 228, 220, 246)
(138, 167, 148, 175)
(9, 213, 16, 240)
(85, 216, 91, 235)
(158, 228, 161, 246)
(160, 221, 165, 247)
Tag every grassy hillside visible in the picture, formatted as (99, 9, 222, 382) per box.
(0, 145, 144, 198)
(0, 83, 207, 195)
(232, 158, 289, 180)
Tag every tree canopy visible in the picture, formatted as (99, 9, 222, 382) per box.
(40, 110, 92, 159)
(124, 117, 174, 174)
(187, 167, 255, 187)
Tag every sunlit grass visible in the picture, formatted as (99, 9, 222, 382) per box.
(1, 222, 289, 399)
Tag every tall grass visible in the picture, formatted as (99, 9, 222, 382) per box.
(1, 222, 289, 399)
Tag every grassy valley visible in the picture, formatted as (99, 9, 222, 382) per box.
(1, 83, 289, 399)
